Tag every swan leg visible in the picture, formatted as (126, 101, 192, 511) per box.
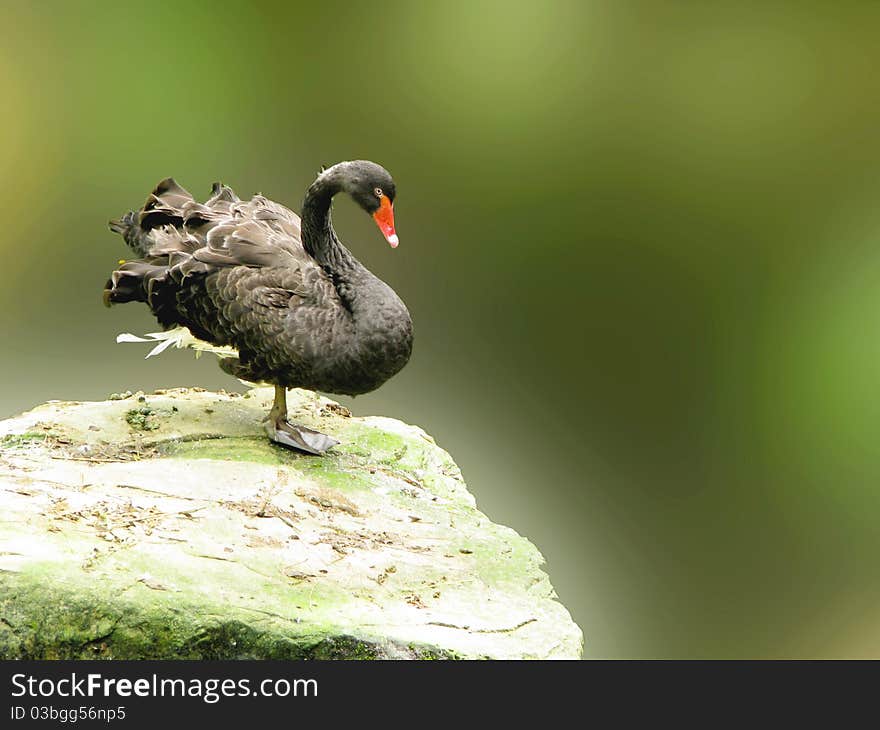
(265, 385, 339, 455)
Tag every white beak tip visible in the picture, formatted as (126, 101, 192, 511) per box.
(387, 234, 399, 248)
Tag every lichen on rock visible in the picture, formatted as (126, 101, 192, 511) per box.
(0, 387, 583, 659)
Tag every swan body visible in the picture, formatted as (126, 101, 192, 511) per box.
(104, 161, 413, 452)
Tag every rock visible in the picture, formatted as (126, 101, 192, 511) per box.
(0, 387, 583, 659)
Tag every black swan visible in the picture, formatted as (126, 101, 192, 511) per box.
(104, 160, 413, 454)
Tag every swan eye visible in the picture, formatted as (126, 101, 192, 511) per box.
(374, 187, 383, 198)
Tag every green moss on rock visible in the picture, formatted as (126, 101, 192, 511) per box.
(0, 387, 583, 659)
(0, 431, 51, 449)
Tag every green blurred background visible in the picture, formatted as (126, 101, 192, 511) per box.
(2, 0, 880, 658)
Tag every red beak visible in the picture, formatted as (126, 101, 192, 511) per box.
(372, 195, 398, 248)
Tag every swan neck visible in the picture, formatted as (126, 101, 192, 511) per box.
(301, 167, 355, 272)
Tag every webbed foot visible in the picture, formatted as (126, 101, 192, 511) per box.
(266, 417, 339, 455)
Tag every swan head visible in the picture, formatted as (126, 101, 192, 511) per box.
(330, 160, 399, 247)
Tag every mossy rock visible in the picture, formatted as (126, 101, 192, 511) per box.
(0, 387, 582, 659)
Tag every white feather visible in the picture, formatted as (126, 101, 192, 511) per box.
(115, 327, 239, 360)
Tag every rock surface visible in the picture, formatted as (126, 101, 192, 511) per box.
(0, 387, 582, 659)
